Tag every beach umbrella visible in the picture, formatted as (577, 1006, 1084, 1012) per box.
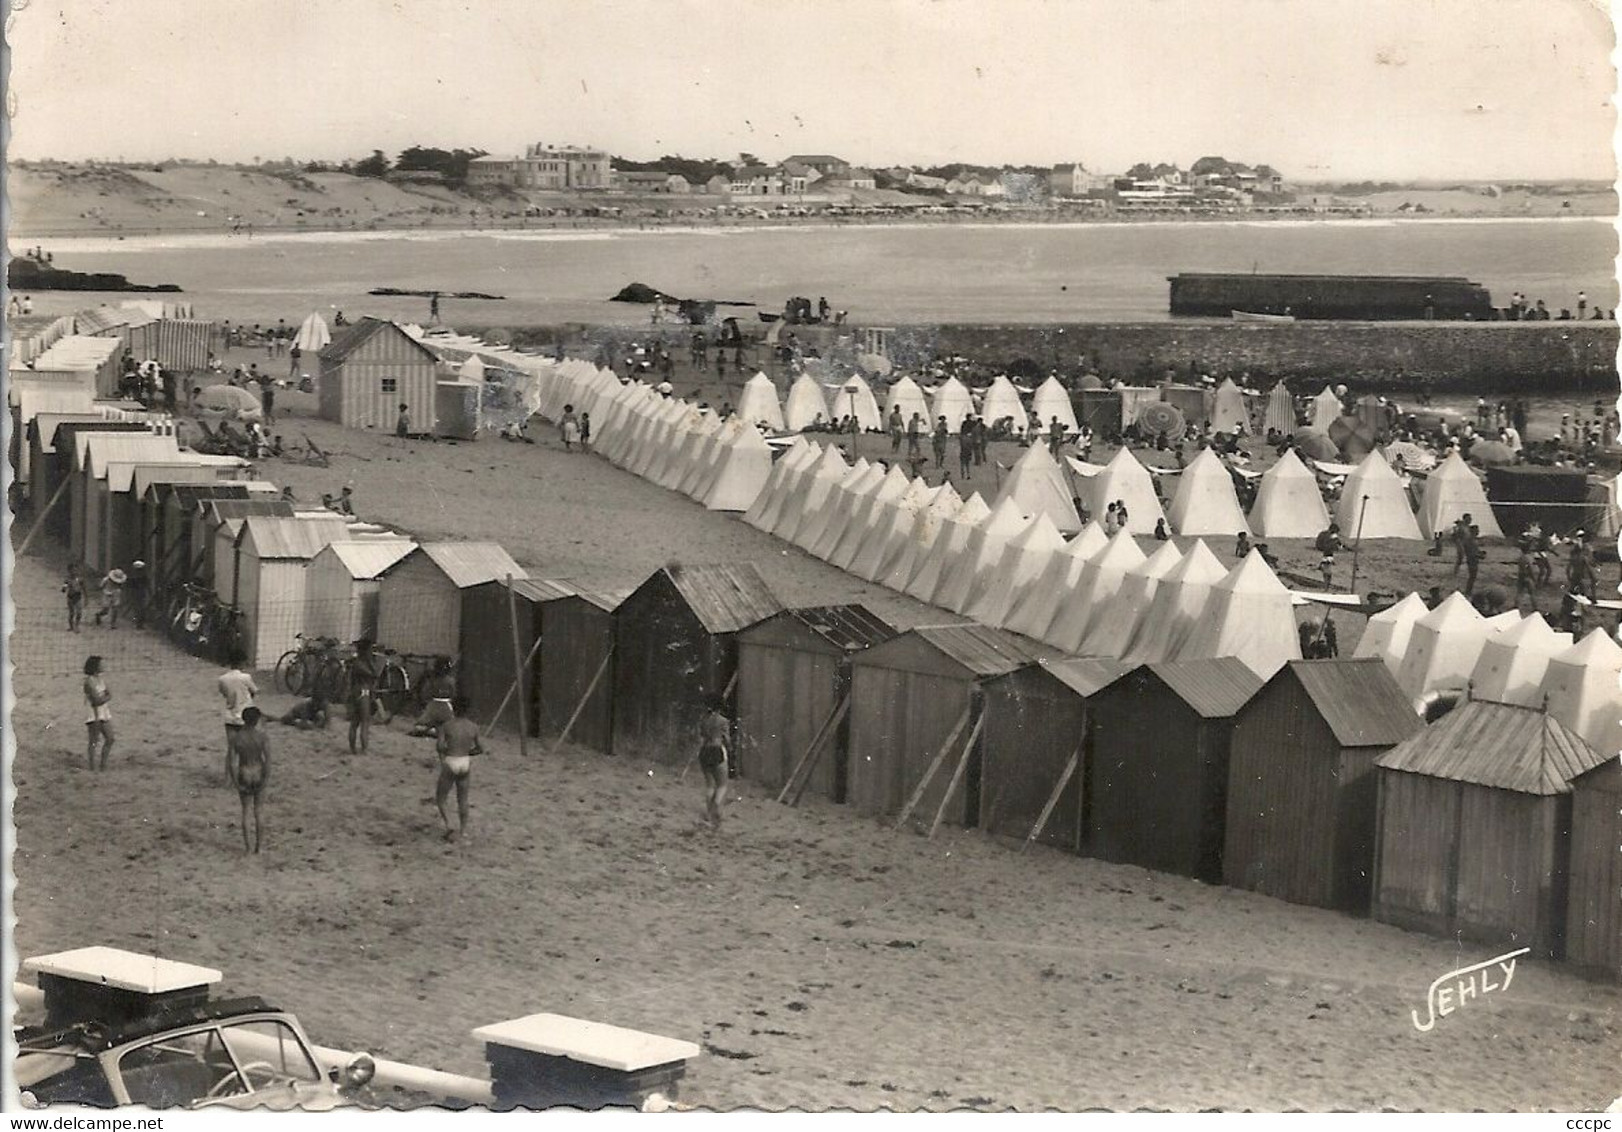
(1386, 440, 1436, 473)
(1290, 428, 1339, 461)
(1135, 402, 1186, 439)
(1468, 440, 1516, 467)
(1077, 373, 1104, 391)
(857, 353, 894, 376)
(197, 384, 264, 418)
(1327, 415, 1376, 460)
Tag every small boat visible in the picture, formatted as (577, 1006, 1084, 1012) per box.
(1231, 310, 1296, 323)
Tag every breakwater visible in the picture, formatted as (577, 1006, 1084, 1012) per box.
(483, 319, 1619, 395)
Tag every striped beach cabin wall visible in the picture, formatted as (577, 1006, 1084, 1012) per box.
(1566, 760, 1622, 981)
(318, 318, 441, 432)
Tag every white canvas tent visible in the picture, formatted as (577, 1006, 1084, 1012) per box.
(993, 442, 1081, 533)
(805, 459, 876, 558)
(1470, 613, 1572, 707)
(905, 492, 990, 605)
(736, 372, 786, 431)
(1211, 378, 1249, 434)
(1263, 383, 1295, 435)
(1395, 591, 1492, 700)
(1031, 376, 1078, 433)
(930, 377, 975, 434)
(829, 374, 883, 431)
(1086, 446, 1168, 535)
(743, 438, 816, 532)
(1168, 448, 1249, 537)
(980, 375, 1030, 434)
(880, 483, 963, 591)
(1177, 551, 1303, 679)
(784, 373, 832, 431)
(1003, 522, 1108, 641)
(1074, 539, 1182, 659)
(777, 445, 851, 544)
(828, 464, 910, 570)
(1541, 629, 1622, 760)
(1249, 448, 1330, 538)
(1419, 451, 1502, 539)
(1123, 538, 1230, 663)
(1044, 529, 1146, 653)
(1336, 452, 1422, 540)
(967, 512, 1066, 627)
(1352, 592, 1430, 676)
(884, 376, 931, 426)
(293, 312, 331, 353)
(851, 473, 929, 581)
(936, 496, 1032, 614)
(1311, 387, 1343, 430)
(700, 421, 774, 511)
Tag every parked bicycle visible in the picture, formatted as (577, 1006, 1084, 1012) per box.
(374, 649, 448, 723)
(164, 581, 241, 660)
(275, 634, 346, 700)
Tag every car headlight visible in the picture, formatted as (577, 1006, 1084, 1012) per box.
(341, 1054, 376, 1089)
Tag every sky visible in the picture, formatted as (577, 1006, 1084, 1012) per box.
(5, 0, 1618, 181)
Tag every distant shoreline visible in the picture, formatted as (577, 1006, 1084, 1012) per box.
(16, 209, 1614, 253)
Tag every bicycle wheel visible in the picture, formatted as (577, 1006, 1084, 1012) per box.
(276, 650, 305, 694)
(314, 658, 348, 703)
(376, 662, 409, 720)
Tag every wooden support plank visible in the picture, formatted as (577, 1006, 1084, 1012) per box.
(15, 477, 69, 557)
(505, 576, 531, 758)
(1020, 744, 1083, 854)
(480, 634, 545, 744)
(778, 694, 851, 806)
(927, 714, 985, 839)
(893, 704, 973, 831)
(549, 645, 614, 757)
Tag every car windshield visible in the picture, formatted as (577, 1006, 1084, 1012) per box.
(219, 1019, 323, 1088)
(115, 1018, 321, 1108)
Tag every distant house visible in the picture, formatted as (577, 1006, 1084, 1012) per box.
(906, 172, 948, 191)
(704, 174, 732, 196)
(783, 154, 850, 178)
(1190, 156, 1280, 194)
(467, 155, 521, 187)
(952, 174, 1006, 198)
(616, 170, 691, 194)
(318, 317, 441, 433)
(1049, 163, 1110, 197)
(780, 162, 821, 194)
(729, 165, 785, 195)
(842, 167, 877, 190)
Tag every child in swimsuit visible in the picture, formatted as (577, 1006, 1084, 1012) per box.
(83, 655, 113, 771)
(434, 696, 482, 842)
(234, 707, 270, 854)
(697, 699, 730, 828)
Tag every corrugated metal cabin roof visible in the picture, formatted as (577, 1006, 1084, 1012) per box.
(1284, 659, 1422, 748)
(239, 515, 351, 560)
(84, 434, 180, 478)
(28, 413, 107, 451)
(1040, 656, 1133, 697)
(162, 482, 253, 506)
(1375, 699, 1607, 795)
(505, 577, 578, 604)
(909, 623, 1061, 678)
(419, 542, 529, 589)
(1147, 657, 1264, 719)
(569, 586, 633, 613)
(663, 563, 785, 634)
(771, 605, 896, 651)
(318, 317, 440, 365)
(205, 499, 295, 524)
(324, 539, 418, 579)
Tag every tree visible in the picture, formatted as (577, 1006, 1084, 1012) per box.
(395, 146, 489, 185)
(354, 149, 390, 178)
(1126, 162, 1154, 179)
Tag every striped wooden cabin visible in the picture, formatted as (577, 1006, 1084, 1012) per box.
(207, 499, 299, 602)
(375, 542, 528, 658)
(318, 318, 441, 432)
(305, 539, 418, 648)
(977, 657, 1130, 852)
(144, 481, 267, 595)
(736, 605, 896, 802)
(52, 421, 151, 548)
(1373, 699, 1609, 958)
(77, 433, 181, 573)
(25, 412, 107, 510)
(538, 587, 631, 754)
(1225, 659, 1422, 911)
(611, 564, 784, 765)
(1566, 760, 1622, 981)
(459, 577, 578, 735)
(1086, 658, 1263, 882)
(847, 625, 1058, 829)
(232, 515, 354, 669)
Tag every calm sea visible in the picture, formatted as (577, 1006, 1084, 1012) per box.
(31, 216, 1619, 329)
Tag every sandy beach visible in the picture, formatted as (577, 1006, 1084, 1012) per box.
(12, 382, 1620, 1111)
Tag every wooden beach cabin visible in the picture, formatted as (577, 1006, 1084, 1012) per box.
(232, 515, 353, 670)
(847, 624, 1057, 828)
(611, 564, 783, 765)
(1565, 760, 1622, 981)
(1086, 658, 1263, 882)
(106, 457, 246, 576)
(23, 412, 105, 511)
(736, 605, 897, 802)
(318, 317, 441, 432)
(144, 483, 265, 594)
(458, 577, 578, 735)
(305, 539, 418, 648)
(55, 421, 153, 550)
(977, 657, 1130, 852)
(1372, 699, 1609, 958)
(375, 542, 528, 659)
(76, 432, 181, 573)
(208, 499, 299, 603)
(1224, 659, 1422, 911)
(538, 587, 632, 753)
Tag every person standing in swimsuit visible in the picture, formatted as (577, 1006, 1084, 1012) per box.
(63, 566, 86, 632)
(83, 656, 114, 771)
(218, 649, 257, 787)
(348, 638, 379, 754)
(697, 697, 731, 829)
(233, 706, 270, 854)
(411, 658, 458, 737)
(434, 696, 482, 842)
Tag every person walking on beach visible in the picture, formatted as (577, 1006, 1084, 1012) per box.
(92, 568, 126, 629)
(906, 412, 922, 458)
(932, 417, 949, 467)
(888, 406, 904, 452)
(579, 412, 591, 448)
(63, 565, 85, 632)
(396, 402, 412, 438)
(289, 343, 302, 378)
(1578, 291, 1588, 320)
(1567, 538, 1598, 601)
(973, 416, 989, 465)
(411, 658, 458, 737)
(260, 375, 276, 424)
(696, 696, 731, 829)
(560, 403, 581, 452)
(429, 293, 441, 324)
(83, 655, 114, 771)
(958, 424, 974, 480)
(434, 696, 482, 842)
(126, 560, 149, 629)
(1048, 416, 1066, 457)
(219, 649, 257, 786)
(233, 706, 270, 853)
(348, 637, 379, 755)
(1452, 514, 1482, 596)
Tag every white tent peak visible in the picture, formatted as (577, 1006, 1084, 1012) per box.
(1555, 627, 1622, 666)
(1418, 590, 1484, 630)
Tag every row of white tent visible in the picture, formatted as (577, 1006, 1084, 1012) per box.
(1356, 593, 1622, 759)
(731, 369, 1077, 436)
